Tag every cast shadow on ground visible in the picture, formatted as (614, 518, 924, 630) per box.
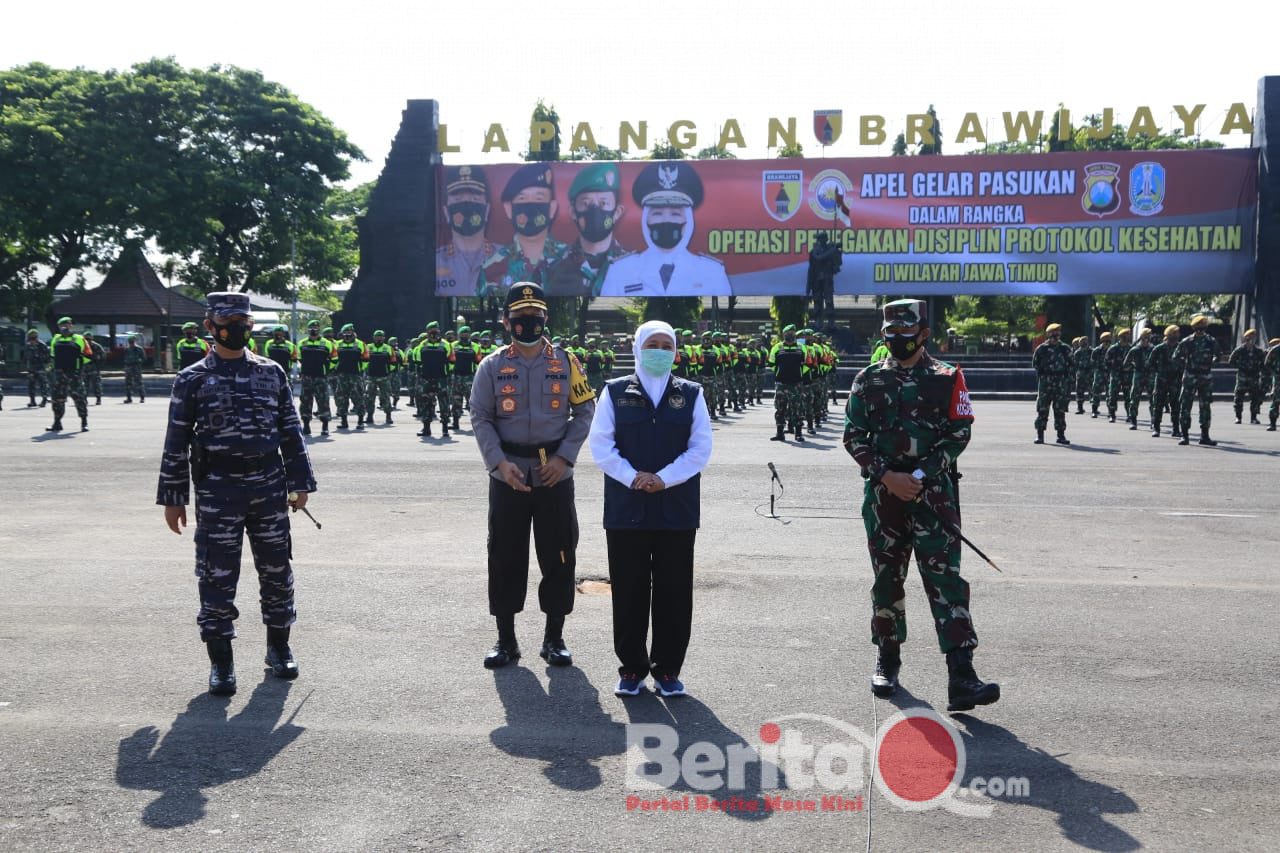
(115, 680, 304, 829)
(1062, 444, 1123, 455)
(622, 691, 784, 822)
(881, 684, 1139, 850)
(1203, 441, 1280, 458)
(29, 431, 78, 442)
(489, 664, 625, 791)
(952, 714, 1140, 852)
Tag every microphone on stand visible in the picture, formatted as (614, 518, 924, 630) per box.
(767, 462, 782, 487)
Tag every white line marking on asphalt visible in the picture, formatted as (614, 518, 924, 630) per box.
(1160, 512, 1257, 518)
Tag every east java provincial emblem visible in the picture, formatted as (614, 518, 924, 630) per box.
(1128, 162, 1166, 216)
(762, 170, 803, 222)
(1081, 163, 1121, 217)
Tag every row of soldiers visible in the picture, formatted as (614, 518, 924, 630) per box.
(768, 325, 841, 441)
(8, 319, 123, 430)
(1033, 316, 1280, 447)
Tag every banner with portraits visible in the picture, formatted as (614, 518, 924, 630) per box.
(434, 148, 1257, 298)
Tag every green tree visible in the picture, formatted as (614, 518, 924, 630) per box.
(891, 133, 908, 156)
(770, 296, 807, 336)
(569, 143, 624, 161)
(524, 99, 561, 162)
(776, 142, 804, 158)
(695, 144, 737, 159)
(648, 140, 687, 160)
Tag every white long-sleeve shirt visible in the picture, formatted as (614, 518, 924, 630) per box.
(588, 376, 713, 489)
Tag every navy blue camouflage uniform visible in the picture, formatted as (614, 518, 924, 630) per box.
(157, 349, 316, 641)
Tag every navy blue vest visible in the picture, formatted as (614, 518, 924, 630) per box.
(603, 374, 701, 530)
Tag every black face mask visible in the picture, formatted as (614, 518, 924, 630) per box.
(343, 333, 355, 342)
(511, 202, 551, 236)
(509, 316, 545, 345)
(460, 336, 470, 345)
(59, 327, 71, 335)
(649, 221, 683, 249)
(575, 205, 616, 242)
(448, 201, 487, 236)
(427, 334, 440, 343)
(309, 330, 320, 338)
(887, 333, 923, 361)
(214, 321, 251, 351)
(184, 331, 196, 339)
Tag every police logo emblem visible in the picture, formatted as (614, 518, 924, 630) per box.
(763, 170, 803, 222)
(551, 399, 562, 409)
(1081, 163, 1121, 217)
(500, 398, 517, 413)
(669, 393, 686, 409)
(523, 286, 533, 298)
(1128, 161, 1166, 216)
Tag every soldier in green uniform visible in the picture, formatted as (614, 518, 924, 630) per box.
(175, 322, 210, 370)
(1032, 322, 1073, 444)
(476, 330, 498, 361)
(122, 333, 148, 403)
(583, 337, 609, 396)
(1105, 328, 1132, 422)
(22, 328, 51, 408)
(844, 299, 997, 711)
(387, 337, 404, 408)
(414, 322, 454, 438)
(81, 329, 105, 405)
(263, 326, 297, 374)
(297, 321, 334, 436)
(47, 317, 93, 432)
(546, 162, 630, 297)
(484, 163, 567, 290)
(1149, 325, 1183, 438)
(1123, 328, 1155, 429)
(1070, 336, 1091, 414)
(769, 324, 808, 442)
(1174, 314, 1219, 445)
(364, 330, 399, 425)
(332, 323, 368, 431)
(449, 326, 481, 430)
(695, 331, 721, 421)
(1265, 337, 1280, 430)
(1227, 329, 1265, 424)
(1089, 331, 1111, 417)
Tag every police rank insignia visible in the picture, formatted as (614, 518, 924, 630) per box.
(1128, 161, 1166, 216)
(500, 398, 517, 413)
(1081, 163, 1121, 217)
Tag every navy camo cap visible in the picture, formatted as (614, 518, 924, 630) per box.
(206, 292, 252, 319)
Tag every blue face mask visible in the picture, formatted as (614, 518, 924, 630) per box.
(639, 348, 676, 377)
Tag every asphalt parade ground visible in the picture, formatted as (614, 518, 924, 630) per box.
(2, 391, 1278, 852)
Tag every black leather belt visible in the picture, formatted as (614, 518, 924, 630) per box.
(206, 453, 275, 475)
(501, 439, 562, 459)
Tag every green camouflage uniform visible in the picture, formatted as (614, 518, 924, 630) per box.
(1089, 341, 1110, 415)
(1105, 339, 1131, 418)
(1123, 339, 1154, 424)
(49, 333, 90, 422)
(364, 341, 398, 418)
(449, 337, 481, 424)
(1174, 330, 1219, 433)
(1032, 338, 1073, 433)
(297, 334, 334, 426)
(332, 335, 368, 420)
(123, 342, 147, 401)
(769, 338, 808, 435)
(1148, 337, 1183, 433)
(82, 336, 105, 402)
(23, 336, 51, 404)
(844, 351, 977, 652)
(1071, 343, 1092, 409)
(1227, 342, 1265, 422)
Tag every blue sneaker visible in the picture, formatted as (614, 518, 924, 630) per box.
(615, 672, 644, 696)
(654, 674, 686, 697)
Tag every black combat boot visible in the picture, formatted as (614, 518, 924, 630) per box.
(441, 423, 450, 438)
(1076, 403, 1084, 414)
(1056, 430, 1070, 445)
(770, 425, 786, 441)
(140, 394, 145, 403)
(27, 394, 37, 407)
(320, 420, 330, 436)
(1198, 428, 1217, 446)
(1178, 425, 1191, 445)
(794, 424, 804, 442)
(1250, 411, 1261, 425)
(452, 415, 460, 431)
(1269, 415, 1277, 431)
(807, 419, 816, 435)
(302, 419, 311, 436)
(1034, 429, 1045, 444)
(1091, 406, 1099, 418)
(1108, 412, 1116, 423)
(41, 397, 48, 407)
(484, 615, 520, 669)
(124, 396, 132, 404)
(340, 415, 349, 430)
(945, 648, 1000, 712)
(418, 421, 432, 437)
(49, 417, 62, 432)
(1152, 422, 1161, 437)
(1129, 418, 1138, 430)
(870, 642, 901, 698)
(95, 395, 101, 406)
(265, 626, 299, 680)
(385, 412, 392, 425)
(355, 413, 364, 431)
(80, 416, 88, 432)
(206, 638, 237, 696)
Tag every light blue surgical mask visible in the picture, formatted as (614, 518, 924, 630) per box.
(639, 348, 676, 377)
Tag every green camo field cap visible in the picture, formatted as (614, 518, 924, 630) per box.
(882, 299, 926, 331)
